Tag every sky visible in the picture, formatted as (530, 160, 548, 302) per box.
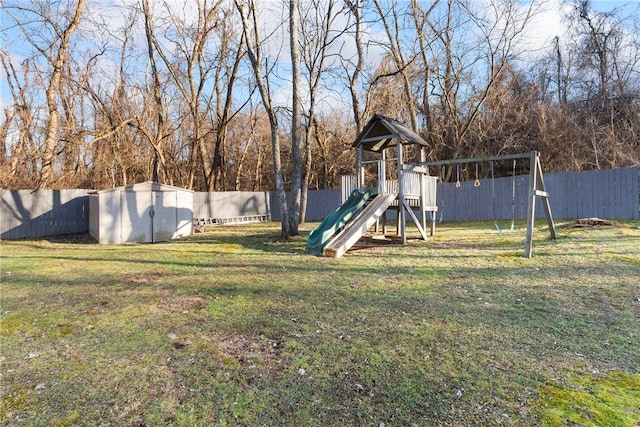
(0, 0, 639, 120)
(592, 0, 640, 11)
(520, 0, 639, 53)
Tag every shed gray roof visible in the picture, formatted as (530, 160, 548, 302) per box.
(352, 114, 429, 153)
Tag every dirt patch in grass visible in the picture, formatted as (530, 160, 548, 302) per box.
(559, 218, 640, 229)
(157, 295, 206, 314)
(219, 334, 284, 368)
(349, 234, 403, 252)
(42, 232, 98, 244)
(126, 272, 165, 285)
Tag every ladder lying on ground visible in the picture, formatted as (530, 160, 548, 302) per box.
(193, 214, 270, 227)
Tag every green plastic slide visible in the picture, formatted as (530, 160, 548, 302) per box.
(306, 189, 372, 255)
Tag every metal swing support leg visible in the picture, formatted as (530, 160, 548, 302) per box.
(524, 151, 557, 258)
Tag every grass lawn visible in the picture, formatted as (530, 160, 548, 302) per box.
(1, 220, 639, 426)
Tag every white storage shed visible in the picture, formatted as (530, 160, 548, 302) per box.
(89, 181, 193, 244)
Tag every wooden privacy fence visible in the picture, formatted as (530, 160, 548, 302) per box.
(1, 167, 639, 239)
(436, 167, 639, 222)
(192, 191, 273, 225)
(544, 167, 639, 220)
(1, 189, 92, 239)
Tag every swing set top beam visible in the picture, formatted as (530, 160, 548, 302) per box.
(418, 151, 536, 167)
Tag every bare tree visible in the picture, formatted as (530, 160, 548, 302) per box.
(209, 5, 245, 190)
(425, 0, 541, 163)
(371, 0, 420, 132)
(341, 0, 368, 133)
(2, 0, 638, 193)
(560, 0, 640, 168)
(140, 0, 173, 185)
(410, 0, 440, 152)
(0, 53, 38, 187)
(234, 0, 294, 237)
(289, 0, 303, 231)
(298, 0, 341, 221)
(143, 0, 226, 191)
(3, 0, 86, 188)
(310, 111, 358, 188)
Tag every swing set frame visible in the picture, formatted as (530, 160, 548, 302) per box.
(419, 150, 556, 258)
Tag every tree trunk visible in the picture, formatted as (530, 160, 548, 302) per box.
(289, 0, 302, 232)
(235, 0, 292, 237)
(345, 0, 365, 133)
(39, 0, 85, 189)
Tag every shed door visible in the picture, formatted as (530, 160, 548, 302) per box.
(122, 190, 152, 243)
(152, 191, 177, 242)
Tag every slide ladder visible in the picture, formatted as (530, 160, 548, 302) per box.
(323, 192, 397, 259)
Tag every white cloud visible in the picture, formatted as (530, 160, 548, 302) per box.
(519, 0, 572, 58)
